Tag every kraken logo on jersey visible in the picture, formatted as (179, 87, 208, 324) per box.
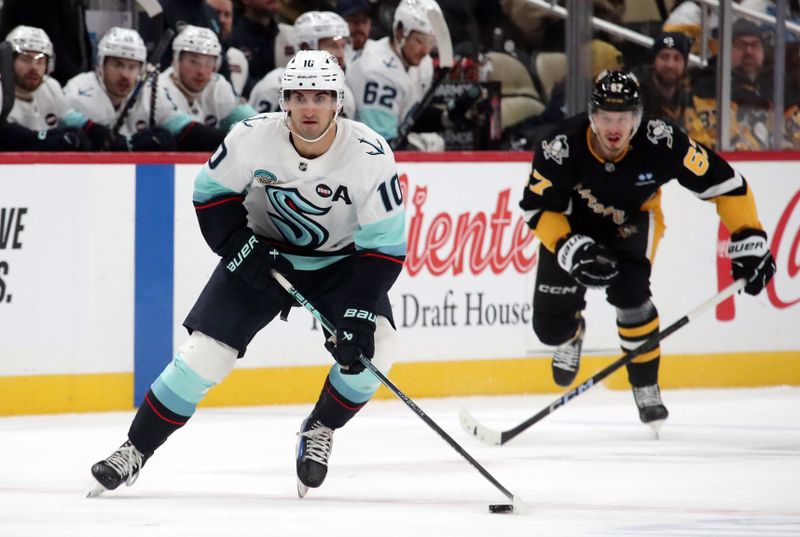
(646, 120, 673, 148)
(542, 134, 569, 164)
(359, 137, 385, 155)
(266, 186, 331, 248)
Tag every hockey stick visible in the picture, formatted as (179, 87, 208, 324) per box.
(271, 270, 523, 511)
(109, 26, 175, 141)
(390, 5, 454, 150)
(147, 27, 175, 128)
(460, 278, 747, 446)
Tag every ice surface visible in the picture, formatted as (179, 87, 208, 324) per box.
(1, 386, 799, 536)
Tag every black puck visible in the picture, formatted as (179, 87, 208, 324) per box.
(488, 503, 515, 514)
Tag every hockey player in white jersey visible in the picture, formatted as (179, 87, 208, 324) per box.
(3, 25, 114, 150)
(249, 11, 357, 119)
(64, 27, 226, 151)
(88, 50, 406, 499)
(159, 25, 256, 131)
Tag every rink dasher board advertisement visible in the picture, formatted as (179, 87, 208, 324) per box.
(0, 153, 798, 414)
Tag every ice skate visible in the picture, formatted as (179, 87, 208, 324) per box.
(551, 319, 585, 387)
(87, 440, 149, 497)
(633, 384, 669, 437)
(295, 415, 334, 498)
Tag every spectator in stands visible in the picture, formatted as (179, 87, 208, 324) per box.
(689, 18, 772, 150)
(64, 27, 227, 152)
(336, 0, 375, 65)
(160, 25, 256, 130)
(138, 0, 223, 68)
(228, 0, 295, 98)
(634, 32, 694, 129)
(207, 0, 234, 40)
(3, 25, 121, 150)
(249, 11, 357, 118)
(0, 0, 92, 87)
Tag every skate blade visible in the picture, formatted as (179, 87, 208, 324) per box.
(86, 482, 107, 498)
(297, 480, 309, 499)
(647, 418, 666, 439)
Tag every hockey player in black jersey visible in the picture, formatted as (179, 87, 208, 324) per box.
(519, 70, 775, 431)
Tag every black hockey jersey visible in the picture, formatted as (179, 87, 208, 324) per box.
(520, 113, 763, 251)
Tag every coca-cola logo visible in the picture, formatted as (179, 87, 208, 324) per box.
(716, 189, 800, 319)
(401, 173, 537, 276)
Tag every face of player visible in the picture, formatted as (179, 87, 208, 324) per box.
(286, 89, 337, 141)
(318, 36, 348, 70)
(178, 51, 217, 93)
(401, 30, 435, 67)
(103, 57, 143, 100)
(591, 109, 637, 158)
(346, 12, 372, 51)
(653, 49, 685, 88)
(14, 51, 47, 92)
(732, 35, 764, 82)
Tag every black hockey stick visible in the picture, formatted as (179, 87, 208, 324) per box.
(109, 26, 175, 141)
(460, 278, 747, 446)
(271, 270, 523, 511)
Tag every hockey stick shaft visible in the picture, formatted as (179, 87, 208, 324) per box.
(390, 66, 451, 151)
(478, 278, 746, 445)
(271, 270, 519, 503)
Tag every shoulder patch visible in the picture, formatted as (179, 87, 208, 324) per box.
(541, 134, 569, 165)
(646, 119, 674, 148)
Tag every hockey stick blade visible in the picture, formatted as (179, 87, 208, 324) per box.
(271, 270, 522, 508)
(460, 278, 747, 446)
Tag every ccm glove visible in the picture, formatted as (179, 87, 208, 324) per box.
(729, 228, 775, 295)
(223, 228, 292, 291)
(557, 234, 620, 288)
(334, 300, 377, 375)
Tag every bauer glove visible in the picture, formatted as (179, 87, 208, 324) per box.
(333, 300, 376, 375)
(728, 228, 775, 295)
(556, 234, 620, 288)
(223, 228, 292, 292)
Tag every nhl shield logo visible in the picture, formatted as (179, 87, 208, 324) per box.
(542, 134, 569, 165)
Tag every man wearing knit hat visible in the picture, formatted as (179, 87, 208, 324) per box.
(634, 31, 693, 127)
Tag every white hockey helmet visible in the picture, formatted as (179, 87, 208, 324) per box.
(293, 11, 350, 50)
(6, 25, 54, 73)
(279, 49, 345, 114)
(97, 27, 147, 67)
(172, 24, 222, 70)
(393, 0, 441, 39)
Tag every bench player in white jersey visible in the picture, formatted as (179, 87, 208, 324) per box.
(88, 50, 406, 499)
(64, 27, 226, 151)
(158, 25, 256, 131)
(346, 0, 438, 143)
(4, 25, 115, 150)
(249, 11, 357, 119)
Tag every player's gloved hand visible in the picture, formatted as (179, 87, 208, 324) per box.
(36, 127, 90, 151)
(334, 300, 377, 375)
(222, 228, 292, 292)
(129, 127, 177, 151)
(556, 234, 620, 288)
(444, 85, 483, 125)
(82, 121, 128, 151)
(728, 228, 775, 295)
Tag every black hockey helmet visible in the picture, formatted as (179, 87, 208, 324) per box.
(589, 70, 641, 112)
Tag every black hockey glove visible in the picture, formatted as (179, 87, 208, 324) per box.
(83, 121, 127, 151)
(129, 127, 177, 151)
(222, 228, 292, 292)
(36, 127, 90, 151)
(728, 228, 775, 295)
(444, 85, 483, 125)
(556, 234, 620, 288)
(333, 300, 377, 375)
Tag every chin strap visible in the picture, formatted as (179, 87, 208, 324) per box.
(280, 112, 339, 144)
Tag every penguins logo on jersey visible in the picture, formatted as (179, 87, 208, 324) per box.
(266, 186, 330, 249)
(542, 134, 569, 165)
(646, 119, 674, 148)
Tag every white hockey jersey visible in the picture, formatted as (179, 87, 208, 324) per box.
(248, 66, 358, 120)
(64, 71, 192, 137)
(6, 76, 86, 130)
(158, 68, 256, 130)
(194, 113, 406, 270)
(346, 36, 434, 141)
(344, 39, 376, 67)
